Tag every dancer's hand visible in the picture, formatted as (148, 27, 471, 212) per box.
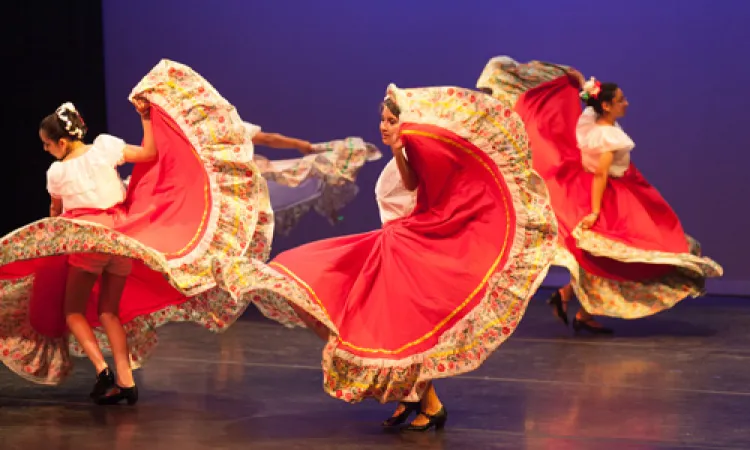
(133, 96, 151, 120)
(385, 131, 403, 152)
(566, 68, 585, 87)
(299, 141, 314, 154)
(581, 212, 599, 229)
(390, 138, 404, 154)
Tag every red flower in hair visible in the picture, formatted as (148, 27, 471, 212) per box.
(580, 77, 602, 101)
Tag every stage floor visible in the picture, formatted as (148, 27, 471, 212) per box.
(2, 289, 749, 449)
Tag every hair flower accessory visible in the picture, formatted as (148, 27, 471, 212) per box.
(579, 77, 602, 102)
(55, 102, 85, 139)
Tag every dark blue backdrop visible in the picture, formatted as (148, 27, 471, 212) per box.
(102, 0, 749, 295)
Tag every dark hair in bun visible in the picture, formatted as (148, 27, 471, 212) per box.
(584, 82, 619, 115)
(39, 102, 88, 141)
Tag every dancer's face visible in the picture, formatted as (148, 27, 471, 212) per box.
(379, 105, 400, 146)
(603, 88, 629, 119)
(40, 129, 69, 160)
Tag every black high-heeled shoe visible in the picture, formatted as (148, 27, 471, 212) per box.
(403, 407, 448, 432)
(572, 317, 613, 334)
(382, 402, 420, 427)
(547, 290, 569, 326)
(95, 385, 139, 406)
(90, 368, 115, 399)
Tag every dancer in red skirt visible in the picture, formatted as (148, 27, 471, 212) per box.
(0, 59, 272, 402)
(476, 56, 722, 333)
(212, 84, 558, 430)
(38, 98, 156, 404)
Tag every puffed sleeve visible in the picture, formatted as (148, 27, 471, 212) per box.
(582, 126, 635, 154)
(92, 134, 127, 166)
(46, 162, 64, 198)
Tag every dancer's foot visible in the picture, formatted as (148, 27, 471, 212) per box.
(404, 404, 447, 432)
(547, 289, 569, 326)
(382, 402, 420, 427)
(95, 384, 139, 406)
(572, 312, 613, 334)
(90, 367, 115, 399)
(115, 366, 135, 390)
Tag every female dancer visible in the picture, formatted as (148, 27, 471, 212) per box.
(212, 84, 558, 430)
(476, 56, 722, 332)
(0, 59, 272, 403)
(41, 99, 155, 403)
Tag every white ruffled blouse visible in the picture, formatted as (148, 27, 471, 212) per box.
(46, 134, 127, 211)
(374, 148, 416, 224)
(576, 107, 635, 178)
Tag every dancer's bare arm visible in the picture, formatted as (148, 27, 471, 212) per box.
(253, 132, 313, 154)
(582, 152, 614, 229)
(50, 196, 63, 217)
(122, 97, 158, 164)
